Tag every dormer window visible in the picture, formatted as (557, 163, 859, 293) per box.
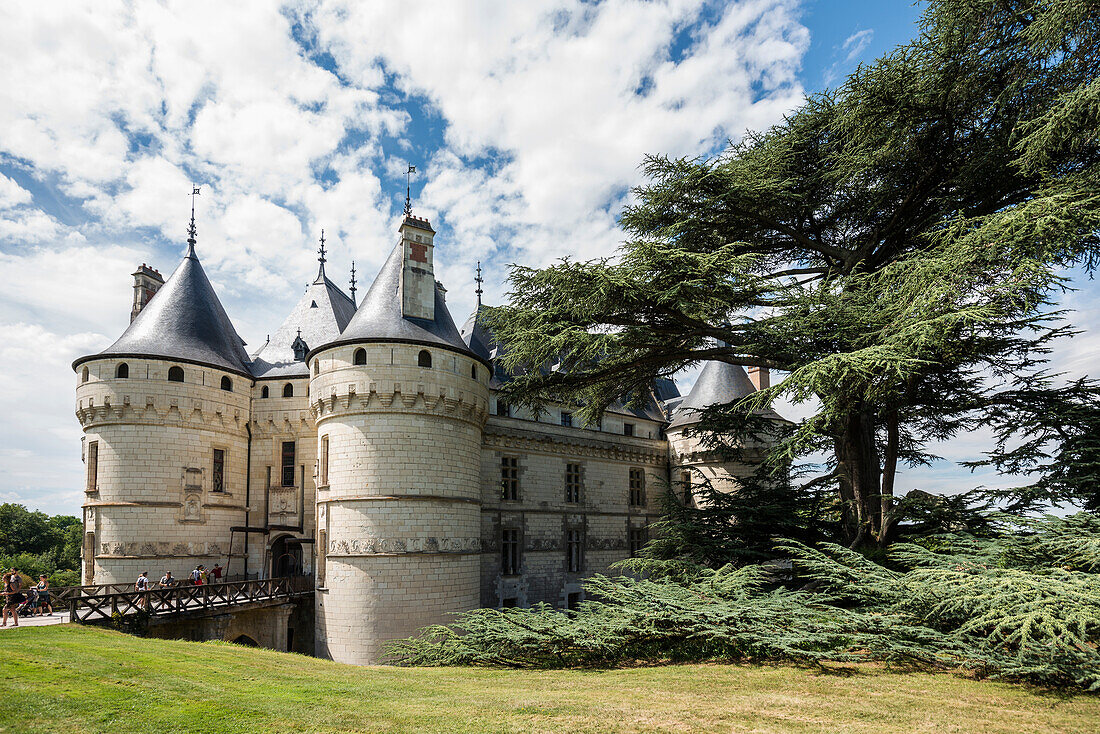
(291, 329, 308, 362)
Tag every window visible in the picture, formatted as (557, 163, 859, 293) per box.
(212, 449, 225, 492)
(623, 422, 634, 437)
(565, 463, 582, 504)
(81, 366, 89, 383)
(320, 435, 329, 487)
(317, 529, 327, 587)
(629, 468, 646, 506)
(567, 592, 583, 610)
(680, 471, 693, 505)
(500, 457, 519, 501)
(629, 526, 648, 557)
(354, 348, 366, 365)
(168, 366, 184, 382)
(566, 529, 583, 573)
(220, 376, 232, 391)
(494, 361, 507, 380)
(313, 360, 319, 376)
(261, 385, 269, 398)
(496, 399, 510, 417)
(560, 411, 573, 427)
(501, 528, 520, 576)
(418, 349, 432, 368)
(85, 440, 99, 492)
(471, 364, 478, 380)
(283, 383, 294, 398)
(116, 363, 129, 379)
(281, 441, 296, 487)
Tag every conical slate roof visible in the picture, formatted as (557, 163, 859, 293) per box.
(74, 244, 251, 375)
(459, 305, 497, 361)
(668, 360, 764, 429)
(321, 242, 479, 360)
(250, 265, 356, 378)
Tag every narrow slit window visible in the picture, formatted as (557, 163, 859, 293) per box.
(320, 435, 329, 487)
(281, 441, 296, 487)
(566, 529, 583, 573)
(212, 449, 225, 492)
(86, 440, 99, 492)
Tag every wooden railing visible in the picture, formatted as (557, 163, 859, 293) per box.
(50, 575, 253, 605)
(68, 576, 313, 624)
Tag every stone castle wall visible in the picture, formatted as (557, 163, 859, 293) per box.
(310, 342, 489, 664)
(75, 358, 250, 584)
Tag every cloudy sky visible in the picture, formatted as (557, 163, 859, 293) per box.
(1, 1, 1093, 516)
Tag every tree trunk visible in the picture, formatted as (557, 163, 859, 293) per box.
(835, 404, 883, 549)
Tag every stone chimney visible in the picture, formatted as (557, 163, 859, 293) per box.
(131, 264, 164, 322)
(399, 215, 436, 321)
(747, 366, 770, 391)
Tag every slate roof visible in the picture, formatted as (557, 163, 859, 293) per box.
(250, 265, 357, 378)
(73, 244, 252, 376)
(323, 241, 479, 360)
(459, 305, 497, 362)
(667, 360, 772, 429)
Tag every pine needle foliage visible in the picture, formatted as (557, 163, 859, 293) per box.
(389, 515, 1100, 690)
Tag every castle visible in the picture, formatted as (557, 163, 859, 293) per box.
(73, 208, 771, 664)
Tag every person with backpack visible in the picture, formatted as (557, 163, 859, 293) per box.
(135, 571, 150, 609)
(190, 565, 204, 585)
(2, 570, 24, 627)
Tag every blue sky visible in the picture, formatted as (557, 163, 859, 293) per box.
(0, 1, 1093, 516)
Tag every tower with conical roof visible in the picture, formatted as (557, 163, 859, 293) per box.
(666, 360, 777, 506)
(73, 203, 253, 585)
(309, 213, 490, 664)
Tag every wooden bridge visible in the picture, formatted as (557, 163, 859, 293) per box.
(64, 577, 313, 624)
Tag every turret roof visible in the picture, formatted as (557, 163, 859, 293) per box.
(74, 245, 251, 376)
(322, 241, 478, 360)
(250, 268, 356, 378)
(668, 360, 771, 429)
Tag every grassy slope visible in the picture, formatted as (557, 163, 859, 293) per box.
(0, 626, 1098, 734)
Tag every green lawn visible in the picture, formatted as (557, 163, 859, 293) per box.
(1, 626, 1098, 733)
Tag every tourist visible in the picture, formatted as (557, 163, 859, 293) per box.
(159, 570, 174, 588)
(36, 575, 52, 615)
(211, 563, 223, 582)
(190, 565, 204, 585)
(135, 571, 150, 610)
(2, 569, 24, 627)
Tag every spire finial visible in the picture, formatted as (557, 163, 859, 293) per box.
(187, 185, 201, 255)
(404, 164, 416, 217)
(314, 228, 328, 282)
(350, 260, 358, 306)
(474, 260, 483, 308)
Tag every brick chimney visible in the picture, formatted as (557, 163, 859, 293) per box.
(399, 215, 436, 321)
(747, 366, 770, 391)
(131, 264, 163, 322)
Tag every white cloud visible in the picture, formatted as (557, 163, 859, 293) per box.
(0, 174, 32, 209)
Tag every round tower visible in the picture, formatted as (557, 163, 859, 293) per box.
(310, 215, 489, 664)
(73, 237, 253, 585)
(666, 361, 775, 506)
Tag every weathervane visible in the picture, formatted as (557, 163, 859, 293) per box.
(475, 260, 483, 308)
(404, 164, 416, 217)
(187, 185, 201, 249)
(318, 229, 327, 266)
(350, 261, 358, 306)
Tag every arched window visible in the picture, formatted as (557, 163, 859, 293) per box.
(168, 366, 184, 382)
(354, 348, 367, 365)
(81, 366, 89, 383)
(418, 350, 432, 368)
(470, 364, 478, 380)
(283, 383, 294, 398)
(261, 385, 269, 399)
(220, 376, 232, 391)
(116, 363, 129, 379)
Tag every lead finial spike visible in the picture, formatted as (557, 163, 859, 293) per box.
(474, 260, 483, 308)
(187, 185, 201, 255)
(404, 164, 416, 217)
(350, 260, 358, 306)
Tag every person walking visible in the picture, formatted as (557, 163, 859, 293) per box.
(2, 570, 24, 627)
(190, 565, 203, 586)
(159, 570, 174, 588)
(36, 575, 52, 615)
(210, 563, 223, 582)
(135, 571, 150, 609)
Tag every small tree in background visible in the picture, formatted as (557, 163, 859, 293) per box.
(487, 0, 1100, 548)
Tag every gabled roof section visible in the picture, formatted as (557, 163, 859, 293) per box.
(250, 269, 356, 378)
(668, 360, 769, 429)
(324, 242, 478, 359)
(74, 246, 251, 375)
